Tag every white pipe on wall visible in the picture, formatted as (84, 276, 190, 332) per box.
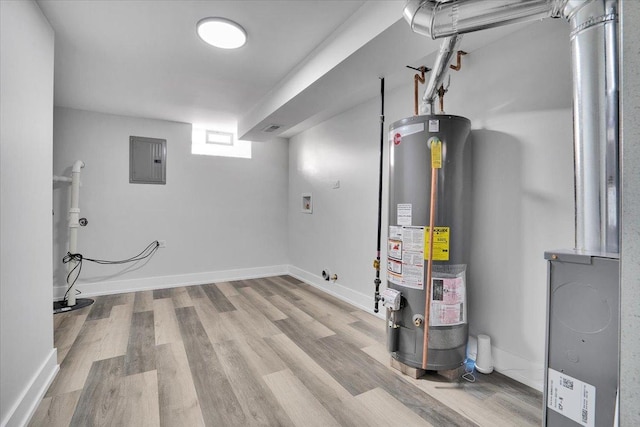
(66, 160, 84, 306)
(53, 175, 72, 183)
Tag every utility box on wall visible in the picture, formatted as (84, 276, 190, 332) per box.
(130, 136, 166, 184)
(544, 250, 619, 427)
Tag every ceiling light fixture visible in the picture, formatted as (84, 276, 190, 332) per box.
(197, 17, 247, 49)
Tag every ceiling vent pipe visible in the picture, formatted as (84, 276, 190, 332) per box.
(422, 35, 462, 114)
(403, 0, 620, 254)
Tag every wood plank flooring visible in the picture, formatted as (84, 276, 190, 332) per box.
(31, 276, 542, 426)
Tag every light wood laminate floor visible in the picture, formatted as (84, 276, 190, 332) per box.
(32, 276, 542, 426)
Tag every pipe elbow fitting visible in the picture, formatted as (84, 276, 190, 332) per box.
(72, 160, 85, 173)
(402, 0, 423, 26)
(403, 0, 436, 39)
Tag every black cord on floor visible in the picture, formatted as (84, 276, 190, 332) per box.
(62, 240, 160, 302)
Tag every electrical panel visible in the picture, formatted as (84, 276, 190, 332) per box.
(130, 136, 166, 185)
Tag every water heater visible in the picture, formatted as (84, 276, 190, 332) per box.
(386, 114, 471, 371)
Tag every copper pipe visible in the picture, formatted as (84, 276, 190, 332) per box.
(449, 50, 467, 71)
(413, 67, 427, 116)
(422, 166, 438, 369)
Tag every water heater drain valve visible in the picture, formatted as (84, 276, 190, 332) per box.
(380, 288, 402, 311)
(412, 314, 425, 327)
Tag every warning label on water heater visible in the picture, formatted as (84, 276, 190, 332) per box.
(430, 275, 466, 326)
(388, 225, 453, 289)
(397, 204, 412, 226)
(387, 226, 425, 289)
(424, 227, 450, 261)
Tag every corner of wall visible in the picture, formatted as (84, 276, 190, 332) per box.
(287, 265, 382, 318)
(0, 350, 58, 427)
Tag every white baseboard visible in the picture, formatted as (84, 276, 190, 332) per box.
(53, 265, 289, 300)
(1, 349, 58, 427)
(287, 265, 383, 318)
(467, 335, 544, 392)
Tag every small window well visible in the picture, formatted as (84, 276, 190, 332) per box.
(206, 130, 234, 146)
(191, 127, 251, 159)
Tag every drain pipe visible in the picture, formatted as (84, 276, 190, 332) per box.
(403, 0, 620, 253)
(67, 160, 85, 306)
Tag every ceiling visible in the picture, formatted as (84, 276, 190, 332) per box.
(38, 0, 528, 141)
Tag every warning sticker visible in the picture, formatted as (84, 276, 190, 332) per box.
(386, 227, 459, 292)
(389, 226, 402, 240)
(401, 257, 424, 289)
(400, 227, 424, 289)
(547, 368, 596, 427)
(397, 204, 412, 226)
(402, 226, 424, 251)
(430, 276, 466, 326)
(388, 259, 402, 275)
(388, 239, 402, 260)
(424, 227, 450, 261)
(389, 123, 424, 142)
(402, 250, 423, 266)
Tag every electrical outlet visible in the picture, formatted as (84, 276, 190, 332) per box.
(158, 240, 166, 248)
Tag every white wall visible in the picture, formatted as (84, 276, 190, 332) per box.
(288, 98, 382, 310)
(0, 2, 58, 426)
(288, 18, 573, 390)
(53, 108, 289, 297)
(620, 1, 640, 425)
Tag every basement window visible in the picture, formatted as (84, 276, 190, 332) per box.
(191, 127, 251, 159)
(206, 130, 233, 145)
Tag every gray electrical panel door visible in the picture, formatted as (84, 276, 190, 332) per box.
(544, 250, 619, 427)
(130, 136, 166, 184)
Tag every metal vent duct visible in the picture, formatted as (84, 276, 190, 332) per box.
(403, 0, 620, 253)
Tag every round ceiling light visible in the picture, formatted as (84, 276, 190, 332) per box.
(197, 17, 247, 49)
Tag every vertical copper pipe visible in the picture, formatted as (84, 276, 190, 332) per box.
(422, 166, 437, 369)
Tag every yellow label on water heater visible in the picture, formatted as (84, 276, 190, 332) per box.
(424, 226, 450, 261)
(429, 137, 442, 169)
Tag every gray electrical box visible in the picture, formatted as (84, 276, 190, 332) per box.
(130, 136, 166, 184)
(544, 250, 619, 427)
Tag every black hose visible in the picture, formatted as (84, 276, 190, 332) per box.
(374, 77, 385, 313)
